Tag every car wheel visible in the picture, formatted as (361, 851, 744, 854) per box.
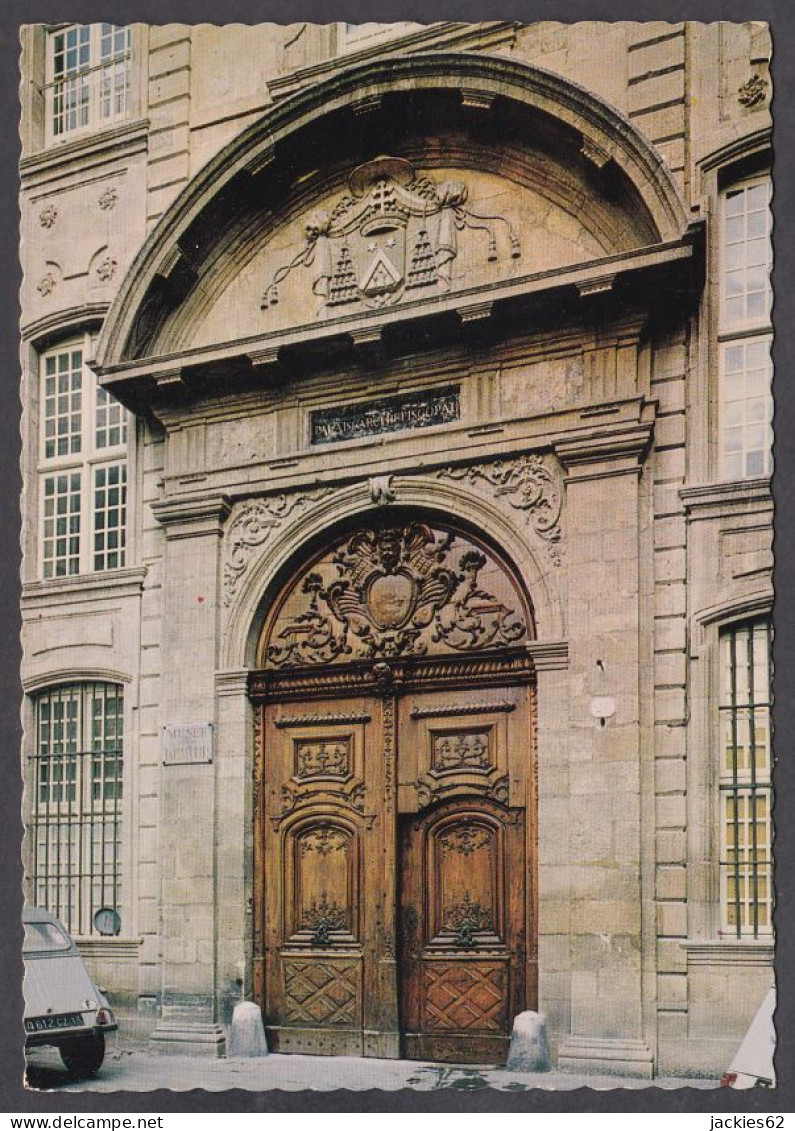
(60, 1033, 105, 1077)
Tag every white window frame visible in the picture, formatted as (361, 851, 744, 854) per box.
(44, 23, 132, 145)
(718, 174, 773, 481)
(38, 333, 129, 579)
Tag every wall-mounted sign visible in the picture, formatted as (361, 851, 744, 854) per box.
(162, 722, 214, 765)
(310, 386, 460, 446)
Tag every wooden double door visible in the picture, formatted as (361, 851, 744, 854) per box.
(253, 670, 535, 1064)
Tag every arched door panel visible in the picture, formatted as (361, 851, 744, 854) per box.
(399, 801, 526, 1064)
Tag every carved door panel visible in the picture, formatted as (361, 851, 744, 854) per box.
(399, 799, 526, 1064)
(258, 695, 396, 1057)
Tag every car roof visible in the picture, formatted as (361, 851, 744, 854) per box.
(22, 906, 64, 926)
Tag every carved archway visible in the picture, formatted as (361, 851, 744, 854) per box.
(221, 473, 564, 673)
(249, 511, 538, 1062)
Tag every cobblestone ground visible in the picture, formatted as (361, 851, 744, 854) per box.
(25, 1043, 719, 1094)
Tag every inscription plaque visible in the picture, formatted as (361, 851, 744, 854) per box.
(310, 386, 460, 445)
(162, 722, 213, 765)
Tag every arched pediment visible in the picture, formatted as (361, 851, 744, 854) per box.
(94, 52, 693, 400)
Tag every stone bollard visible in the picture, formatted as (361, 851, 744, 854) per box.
(505, 1011, 550, 1072)
(226, 1001, 269, 1058)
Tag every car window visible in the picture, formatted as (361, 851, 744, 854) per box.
(23, 920, 71, 953)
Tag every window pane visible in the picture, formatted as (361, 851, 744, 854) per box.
(720, 337, 773, 480)
(95, 386, 127, 449)
(721, 180, 772, 327)
(42, 348, 82, 460)
(50, 24, 130, 137)
(93, 463, 127, 571)
(42, 473, 81, 578)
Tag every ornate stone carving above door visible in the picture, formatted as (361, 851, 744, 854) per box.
(260, 156, 521, 317)
(262, 521, 531, 668)
(223, 490, 331, 606)
(437, 454, 563, 565)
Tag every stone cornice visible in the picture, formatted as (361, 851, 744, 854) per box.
(22, 668, 133, 694)
(94, 50, 690, 375)
(20, 303, 110, 348)
(680, 477, 772, 521)
(215, 669, 252, 697)
(267, 23, 522, 102)
(159, 400, 651, 514)
(74, 937, 142, 960)
(683, 940, 774, 966)
(525, 640, 569, 671)
(21, 566, 147, 608)
(694, 590, 773, 629)
(96, 238, 697, 406)
(20, 118, 149, 189)
(554, 414, 655, 481)
(151, 495, 232, 539)
(698, 126, 772, 175)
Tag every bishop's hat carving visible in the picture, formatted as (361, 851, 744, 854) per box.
(261, 155, 521, 315)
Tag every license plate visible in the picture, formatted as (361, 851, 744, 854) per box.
(25, 1012, 85, 1034)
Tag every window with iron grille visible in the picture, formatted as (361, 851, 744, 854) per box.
(719, 618, 773, 937)
(46, 24, 131, 141)
(39, 334, 128, 579)
(28, 682, 123, 936)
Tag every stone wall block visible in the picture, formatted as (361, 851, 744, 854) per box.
(627, 69, 685, 113)
(656, 794, 687, 829)
(656, 829, 687, 865)
(655, 758, 687, 795)
(628, 32, 685, 78)
(654, 686, 687, 723)
(657, 939, 687, 974)
(654, 650, 687, 686)
(656, 865, 687, 900)
(654, 412, 686, 449)
(656, 901, 688, 938)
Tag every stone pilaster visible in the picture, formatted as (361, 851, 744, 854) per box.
(148, 495, 231, 1056)
(554, 423, 655, 1077)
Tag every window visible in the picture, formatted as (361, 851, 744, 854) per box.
(719, 618, 772, 938)
(46, 24, 131, 141)
(39, 335, 128, 579)
(28, 682, 124, 936)
(719, 176, 773, 479)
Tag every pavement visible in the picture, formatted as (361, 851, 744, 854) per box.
(25, 1042, 719, 1094)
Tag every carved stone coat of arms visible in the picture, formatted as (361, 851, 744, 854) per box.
(261, 155, 521, 316)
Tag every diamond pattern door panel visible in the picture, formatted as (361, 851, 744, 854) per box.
(283, 960, 360, 1026)
(423, 962, 507, 1031)
(399, 797, 527, 1065)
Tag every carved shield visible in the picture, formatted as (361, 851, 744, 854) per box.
(366, 570, 417, 630)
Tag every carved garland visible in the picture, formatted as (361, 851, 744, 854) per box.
(437, 454, 563, 565)
(223, 456, 564, 615)
(223, 490, 329, 605)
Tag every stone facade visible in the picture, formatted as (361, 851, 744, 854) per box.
(19, 22, 773, 1078)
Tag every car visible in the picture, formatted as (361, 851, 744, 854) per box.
(720, 985, 776, 1089)
(23, 907, 117, 1077)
